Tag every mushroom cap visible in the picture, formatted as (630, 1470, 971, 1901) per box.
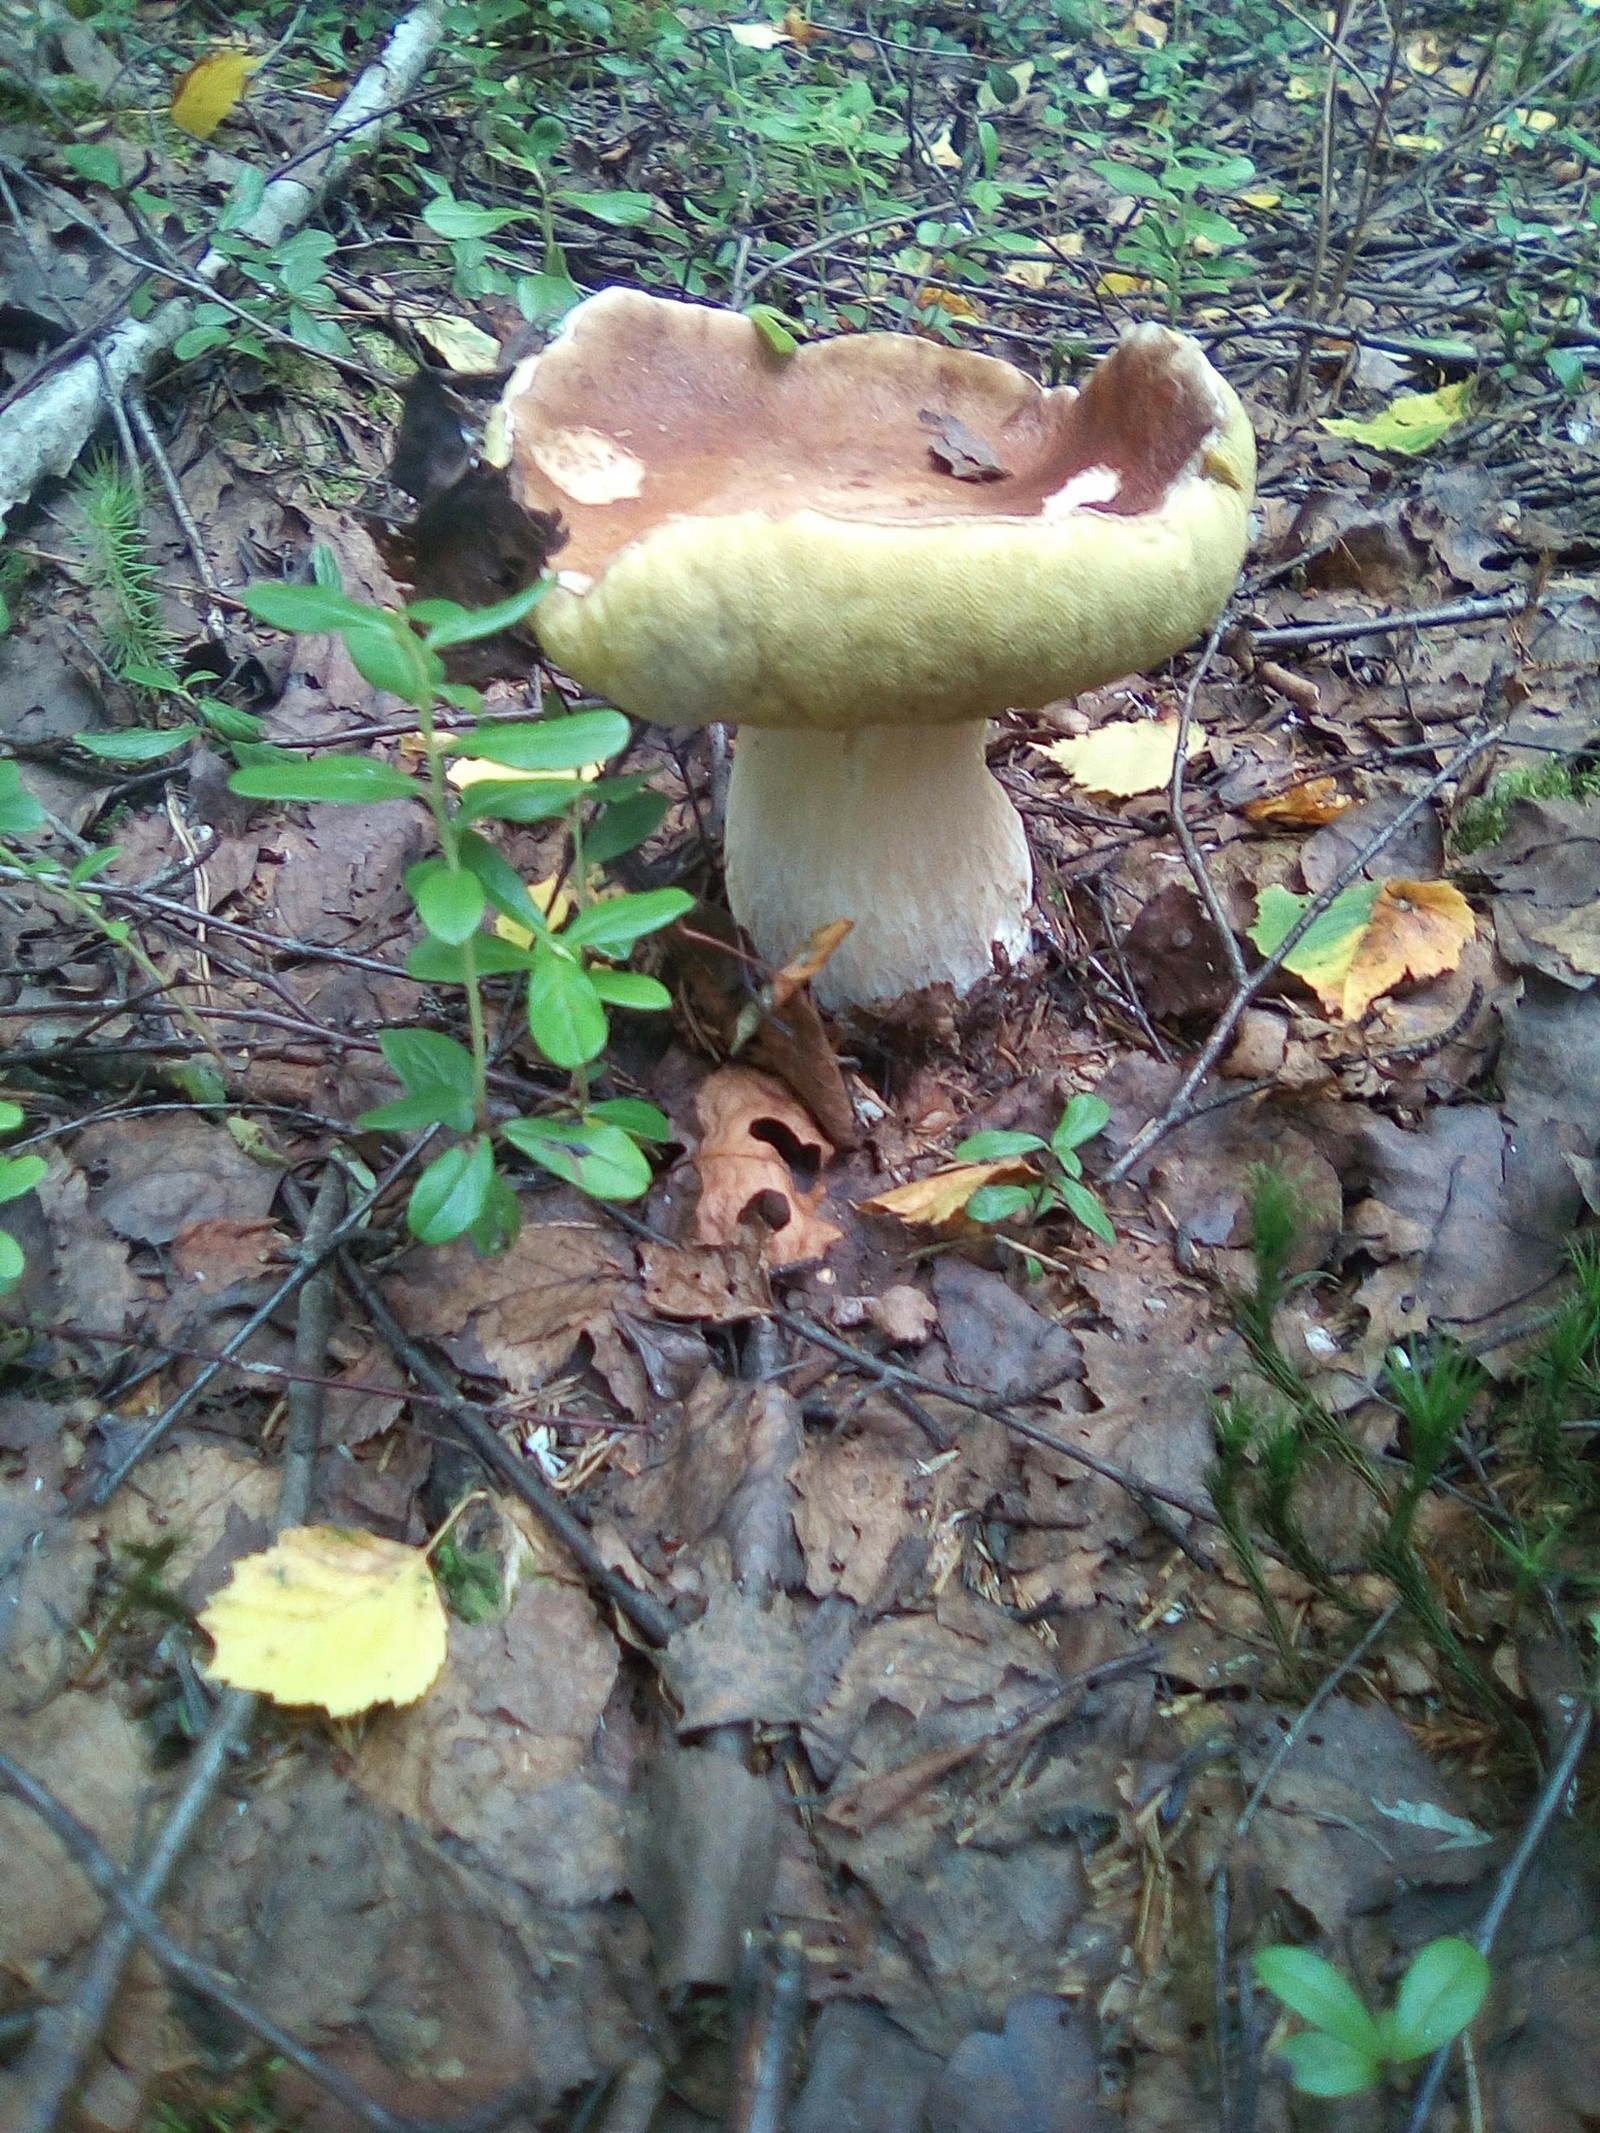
(493, 288, 1255, 731)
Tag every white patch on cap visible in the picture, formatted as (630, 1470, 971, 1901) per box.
(1041, 464, 1122, 517)
(529, 426, 645, 504)
(556, 570, 595, 595)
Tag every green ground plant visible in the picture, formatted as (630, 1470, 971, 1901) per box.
(1453, 753, 1600, 853)
(1254, 1937, 1491, 2097)
(231, 555, 690, 1247)
(954, 1092, 1117, 1240)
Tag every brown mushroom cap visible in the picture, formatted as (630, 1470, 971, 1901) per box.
(492, 287, 1255, 732)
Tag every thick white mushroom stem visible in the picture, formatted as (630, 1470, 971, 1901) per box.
(723, 722, 1033, 1012)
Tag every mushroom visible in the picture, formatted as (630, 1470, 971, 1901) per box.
(489, 288, 1255, 1010)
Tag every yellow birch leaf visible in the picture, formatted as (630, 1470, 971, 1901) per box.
(1042, 716, 1204, 798)
(446, 755, 601, 789)
(1001, 258, 1055, 290)
(1285, 73, 1317, 100)
(1239, 188, 1282, 210)
(1338, 879, 1475, 1021)
(1321, 380, 1472, 456)
(198, 1525, 448, 1716)
(414, 314, 502, 373)
(1095, 270, 1150, 296)
(729, 21, 791, 46)
(864, 1158, 1036, 1228)
(171, 49, 263, 139)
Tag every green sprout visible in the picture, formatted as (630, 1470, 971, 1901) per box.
(1254, 1937, 1490, 2096)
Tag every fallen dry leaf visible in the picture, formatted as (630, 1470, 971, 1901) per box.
(414, 313, 503, 373)
(1041, 716, 1203, 797)
(765, 918, 854, 1012)
(693, 1066, 841, 1268)
(863, 1157, 1036, 1228)
(1242, 776, 1352, 828)
(200, 1526, 448, 1717)
(171, 48, 262, 137)
(1251, 877, 1475, 1021)
(919, 407, 1008, 479)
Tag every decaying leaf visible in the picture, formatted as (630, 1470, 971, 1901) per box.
(1251, 877, 1476, 1021)
(1321, 381, 1472, 456)
(863, 1157, 1036, 1228)
(171, 49, 263, 138)
(919, 408, 1008, 481)
(199, 1525, 448, 1716)
(693, 1066, 841, 1267)
(1041, 717, 1203, 797)
(1243, 777, 1352, 828)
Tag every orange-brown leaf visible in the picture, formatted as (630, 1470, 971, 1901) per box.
(1243, 777, 1351, 828)
(693, 1066, 840, 1268)
(1340, 878, 1475, 1021)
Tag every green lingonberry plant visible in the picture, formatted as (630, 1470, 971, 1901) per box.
(954, 1091, 1116, 1242)
(1253, 1937, 1491, 2097)
(0, 1100, 47, 1293)
(232, 555, 691, 1250)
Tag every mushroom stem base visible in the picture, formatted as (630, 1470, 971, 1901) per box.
(724, 722, 1033, 1011)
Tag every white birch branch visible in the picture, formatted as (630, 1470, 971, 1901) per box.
(0, 0, 444, 537)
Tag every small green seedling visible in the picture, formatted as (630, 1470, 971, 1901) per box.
(953, 1092, 1115, 1242)
(0, 1100, 47, 1292)
(1253, 1937, 1491, 2096)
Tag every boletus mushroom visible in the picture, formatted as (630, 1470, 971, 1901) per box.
(490, 288, 1255, 1010)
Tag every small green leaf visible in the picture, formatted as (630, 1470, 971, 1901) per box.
(0, 762, 47, 837)
(195, 698, 264, 743)
(586, 1097, 673, 1141)
(422, 197, 528, 239)
(342, 619, 435, 705)
(1089, 158, 1172, 199)
(0, 1153, 47, 1204)
(501, 1115, 654, 1200)
(407, 1138, 495, 1244)
(407, 935, 538, 982)
(456, 777, 590, 826)
(954, 1130, 1048, 1163)
(560, 887, 694, 954)
(384, 1032, 477, 1108)
(63, 142, 124, 189)
(0, 1228, 24, 1288)
(585, 790, 669, 865)
(527, 947, 609, 1069)
(408, 861, 487, 945)
(1386, 1939, 1490, 2062)
(1252, 1948, 1382, 2058)
(1275, 2032, 1381, 2098)
(1058, 1177, 1116, 1243)
(560, 187, 658, 227)
(419, 580, 550, 649)
(229, 756, 419, 804)
(74, 727, 198, 763)
(1052, 1093, 1111, 1160)
(446, 711, 629, 772)
(0, 1102, 24, 1134)
(456, 831, 551, 938)
(241, 582, 380, 634)
(468, 1170, 521, 1254)
(746, 303, 800, 356)
(966, 1183, 1039, 1224)
(587, 969, 671, 1011)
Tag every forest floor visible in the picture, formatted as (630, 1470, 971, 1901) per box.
(3, 0, 1600, 2129)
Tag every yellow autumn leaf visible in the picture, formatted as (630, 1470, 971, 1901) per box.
(171, 49, 263, 139)
(1095, 270, 1150, 297)
(1321, 381, 1472, 456)
(1249, 878, 1474, 1022)
(864, 1158, 1036, 1228)
(1239, 189, 1282, 210)
(729, 20, 791, 45)
(414, 314, 502, 374)
(198, 1525, 448, 1716)
(495, 873, 573, 948)
(1042, 716, 1204, 798)
(1243, 776, 1351, 827)
(1340, 879, 1476, 1021)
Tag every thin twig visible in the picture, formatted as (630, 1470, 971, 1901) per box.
(1169, 612, 1248, 989)
(1401, 1683, 1594, 2133)
(0, 1753, 532, 2133)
